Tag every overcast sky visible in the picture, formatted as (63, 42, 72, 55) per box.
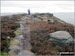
(1, 1, 74, 13)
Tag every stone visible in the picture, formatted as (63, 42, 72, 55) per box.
(48, 31, 74, 43)
(9, 46, 22, 51)
(18, 50, 35, 56)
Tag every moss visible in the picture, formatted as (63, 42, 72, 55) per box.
(14, 28, 20, 35)
(16, 20, 21, 24)
(10, 38, 18, 46)
(0, 51, 7, 55)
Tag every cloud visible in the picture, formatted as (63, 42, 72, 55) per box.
(1, 1, 74, 13)
(1, 0, 74, 1)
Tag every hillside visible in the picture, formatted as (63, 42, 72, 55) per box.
(1, 13, 74, 55)
(25, 13, 74, 55)
(25, 13, 74, 37)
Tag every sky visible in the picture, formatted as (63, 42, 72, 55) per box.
(1, 1, 74, 13)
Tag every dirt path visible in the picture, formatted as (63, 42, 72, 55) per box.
(9, 16, 35, 56)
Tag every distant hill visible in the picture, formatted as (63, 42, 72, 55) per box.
(54, 12, 74, 25)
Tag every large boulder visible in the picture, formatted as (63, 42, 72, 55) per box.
(48, 31, 74, 44)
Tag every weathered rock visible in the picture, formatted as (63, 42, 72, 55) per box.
(48, 31, 74, 43)
(18, 50, 35, 56)
(9, 46, 22, 51)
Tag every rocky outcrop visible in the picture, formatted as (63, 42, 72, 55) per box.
(48, 31, 74, 44)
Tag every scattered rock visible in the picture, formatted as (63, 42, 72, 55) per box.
(9, 46, 22, 51)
